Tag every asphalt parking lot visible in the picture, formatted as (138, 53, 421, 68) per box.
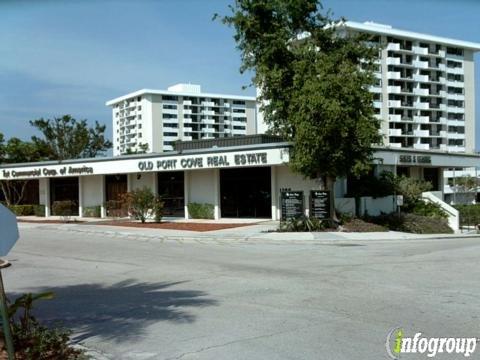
(5, 223, 480, 359)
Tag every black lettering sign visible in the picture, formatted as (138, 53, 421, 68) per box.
(207, 155, 230, 167)
(281, 191, 304, 221)
(234, 152, 268, 166)
(310, 190, 331, 220)
(399, 155, 431, 164)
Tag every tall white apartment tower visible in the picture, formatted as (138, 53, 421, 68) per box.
(256, 22, 480, 154)
(107, 84, 257, 156)
(344, 21, 480, 153)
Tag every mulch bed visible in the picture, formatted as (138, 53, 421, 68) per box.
(341, 218, 387, 232)
(97, 221, 256, 232)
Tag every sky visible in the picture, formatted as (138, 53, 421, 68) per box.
(1, 0, 479, 148)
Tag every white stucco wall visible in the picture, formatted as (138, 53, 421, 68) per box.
(129, 172, 156, 193)
(275, 165, 318, 217)
(82, 175, 104, 207)
(189, 169, 216, 205)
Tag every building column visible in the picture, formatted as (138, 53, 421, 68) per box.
(213, 169, 220, 220)
(127, 173, 132, 192)
(153, 172, 158, 196)
(271, 166, 277, 220)
(184, 171, 190, 220)
(45, 178, 51, 217)
(78, 177, 83, 217)
(100, 175, 106, 218)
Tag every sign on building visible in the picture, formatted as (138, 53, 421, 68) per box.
(310, 190, 331, 220)
(280, 191, 304, 220)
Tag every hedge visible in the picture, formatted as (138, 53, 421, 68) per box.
(187, 203, 214, 219)
(367, 213, 453, 234)
(454, 204, 480, 226)
(34, 204, 46, 217)
(7, 205, 35, 216)
(52, 200, 75, 217)
(83, 206, 101, 218)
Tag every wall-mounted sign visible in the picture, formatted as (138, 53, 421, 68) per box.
(281, 191, 304, 221)
(310, 190, 331, 220)
(398, 155, 431, 165)
(0, 148, 288, 180)
(2, 166, 94, 179)
(137, 152, 268, 171)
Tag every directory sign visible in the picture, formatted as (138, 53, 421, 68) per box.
(281, 191, 304, 220)
(310, 190, 331, 220)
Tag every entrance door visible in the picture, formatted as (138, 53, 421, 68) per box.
(158, 172, 184, 216)
(220, 167, 271, 218)
(424, 168, 439, 191)
(50, 177, 79, 215)
(105, 175, 128, 202)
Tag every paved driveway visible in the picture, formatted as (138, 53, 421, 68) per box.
(5, 223, 480, 359)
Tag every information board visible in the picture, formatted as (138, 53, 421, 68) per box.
(280, 191, 304, 220)
(310, 190, 331, 220)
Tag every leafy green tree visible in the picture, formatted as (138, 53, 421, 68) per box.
(125, 142, 149, 155)
(30, 115, 112, 160)
(218, 0, 382, 219)
(454, 175, 480, 193)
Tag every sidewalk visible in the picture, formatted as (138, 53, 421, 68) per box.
(17, 219, 480, 244)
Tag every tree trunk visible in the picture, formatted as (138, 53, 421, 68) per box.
(326, 175, 339, 224)
(0, 180, 29, 206)
(0, 181, 12, 206)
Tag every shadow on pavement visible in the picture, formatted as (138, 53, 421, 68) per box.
(9, 280, 217, 342)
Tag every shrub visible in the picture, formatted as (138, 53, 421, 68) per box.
(33, 204, 46, 217)
(411, 201, 447, 218)
(153, 198, 164, 223)
(278, 216, 327, 232)
(7, 205, 35, 216)
(367, 213, 453, 234)
(105, 200, 126, 218)
(187, 203, 214, 219)
(122, 187, 163, 223)
(5, 292, 85, 359)
(454, 204, 480, 227)
(342, 218, 387, 232)
(82, 205, 101, 218)
(395, 176, 432, 210)
(52, 200, 75, 221)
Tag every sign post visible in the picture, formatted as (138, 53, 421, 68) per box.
(280, 191, 304, 221)
(0, 204, 20, 359)
(309, 190, 331, 220)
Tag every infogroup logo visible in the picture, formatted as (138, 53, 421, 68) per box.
(386, 327, 478, 358)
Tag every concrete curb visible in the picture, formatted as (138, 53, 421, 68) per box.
(23, 223, 480, 245)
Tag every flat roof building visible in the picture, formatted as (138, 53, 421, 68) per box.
(257, 21, 480, 154)
(106, 84, 257, 156)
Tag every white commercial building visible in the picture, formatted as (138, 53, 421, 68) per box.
(2, 136, 480, 231)
(106, 84, 257, 155)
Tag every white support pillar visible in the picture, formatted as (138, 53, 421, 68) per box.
(184, 171, 190, 220)
(271, 166, 278, 220)
(127, 173, 132, 192)
(100, 175, 106, 218)
(45, 178, 51, 217)
(78, 177, 83, 218)
(153, 172, 158, 196)
(213, 169, 220, 220)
